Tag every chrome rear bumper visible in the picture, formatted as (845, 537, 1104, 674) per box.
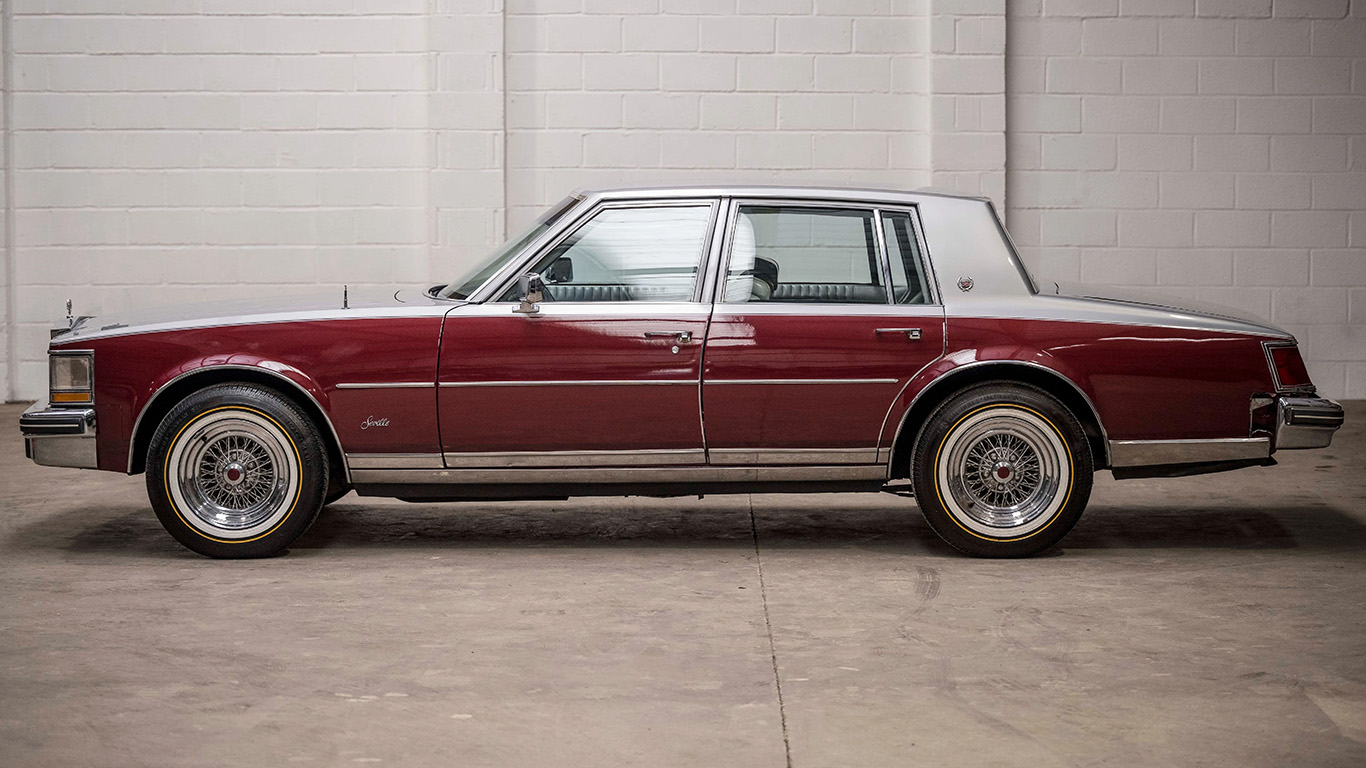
(20, 402, 98, 469)
(1276, 396, 1343, 450)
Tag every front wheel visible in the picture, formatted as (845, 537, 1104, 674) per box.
(146, 383, 329, 558)
(911, 383, 1093, 557)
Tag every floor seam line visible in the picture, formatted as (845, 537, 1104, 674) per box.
(749, 495, 793, 768)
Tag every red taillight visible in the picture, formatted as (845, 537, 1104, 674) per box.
(1267, 344, 1312, 391)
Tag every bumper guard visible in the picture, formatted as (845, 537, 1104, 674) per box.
(20, 402, 98, 469)
(1275, 396, 1343, 450)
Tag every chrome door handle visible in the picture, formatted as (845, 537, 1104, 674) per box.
(645, 330, 693, 344)
(875, 328, 922, 340)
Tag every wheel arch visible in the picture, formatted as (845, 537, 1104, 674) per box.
(129, 364, 348, 485)
(887, 360, 1109, 479)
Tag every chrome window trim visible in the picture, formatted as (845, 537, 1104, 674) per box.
(704, 196, 737, 304)
(442, 449, 705, 468)
(872, 207, 895, 305)
(1108, 437, 1270, 468)
(335, 382, 434, 390)
(706, 302, 945, 318)
(716, 198, 893, 307)
(478, 198, 722, 306)
(887, 359, 1111, 471)
(1262, 340, 1316, 394)
(877, 206, 942, 307)
(908, 203, 943, 306)
(128, 364, 351, 481)
(587, 185, 989, 207)
(350, 464, 888, 485)
(439, 379, 698, 388)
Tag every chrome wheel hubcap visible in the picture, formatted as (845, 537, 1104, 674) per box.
(168, 410, 300, 539)
(937, 407, 1070, 538)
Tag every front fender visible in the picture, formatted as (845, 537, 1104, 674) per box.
(124, 358, 335, 474)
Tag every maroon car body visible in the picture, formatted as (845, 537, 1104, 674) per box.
(20, 187, 1344, 558)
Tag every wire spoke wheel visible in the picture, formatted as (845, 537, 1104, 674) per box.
(949, 416, 1057, 529)
(167, 410, 300, 540)
(928, 393, 1076, 543)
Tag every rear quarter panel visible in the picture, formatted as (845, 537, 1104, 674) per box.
(880, 317, 1279, 448)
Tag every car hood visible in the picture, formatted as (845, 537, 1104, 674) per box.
(1050, 281, 1291, 338)
(51, 286, 451, 343)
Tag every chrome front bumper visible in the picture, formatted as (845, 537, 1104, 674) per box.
(1276, 395, 1343, 450)
(20, 402, 98, 469)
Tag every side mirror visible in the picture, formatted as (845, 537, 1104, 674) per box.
(514, 273, 544, 315)
(547, 257, 574, 284)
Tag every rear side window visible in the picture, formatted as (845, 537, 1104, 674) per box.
(722, 206, 889, 304)
(881, 211, 933, 305)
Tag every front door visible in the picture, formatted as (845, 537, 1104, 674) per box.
(702, 203, 946, 466)
(437, 200, 719, 467)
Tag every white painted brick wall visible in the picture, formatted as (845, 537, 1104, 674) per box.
(0, 0, 1360, 401)
(502, 0, 938, 230)
(2, 1, 457, 399)
(2, 0, 9, 401)
(1007, 0, 1366, 397)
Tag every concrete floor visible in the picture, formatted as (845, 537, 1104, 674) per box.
(2, 402, 1364, 768)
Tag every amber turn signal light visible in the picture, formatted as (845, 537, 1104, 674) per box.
(51, 391, 93, 404)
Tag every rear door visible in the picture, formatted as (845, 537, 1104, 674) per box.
(701, 202, 946, 466)
(437, 200, 719, 467)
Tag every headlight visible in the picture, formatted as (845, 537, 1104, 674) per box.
(50, 351, 94, 404)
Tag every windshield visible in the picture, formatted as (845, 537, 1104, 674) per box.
(436, 195, 581, 300)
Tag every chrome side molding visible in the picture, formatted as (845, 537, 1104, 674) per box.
(347, 448, 883, 471)
(1108, 437, 1270, 468)
(709, 447, 879, 465)
(438, 379, 697, 388)
(335, 382, 435, 390)
(347, 453, 445, 469)
(349, 465, 889, 485)
(443, 449, 704, 468)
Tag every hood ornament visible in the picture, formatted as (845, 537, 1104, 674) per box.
(66, 299, 74, 328)
(343, 285, 349, 310)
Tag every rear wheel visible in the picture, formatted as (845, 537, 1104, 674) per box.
(146, 383, 329, 558)
(911, 383, 1093, 557)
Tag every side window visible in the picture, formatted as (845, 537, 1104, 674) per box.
(722, 206, 889, 304)
(881, 211, 933, 305)
(502, 205, 713, 302)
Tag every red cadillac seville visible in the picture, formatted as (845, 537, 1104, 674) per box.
(20, 187, 1345, 558)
